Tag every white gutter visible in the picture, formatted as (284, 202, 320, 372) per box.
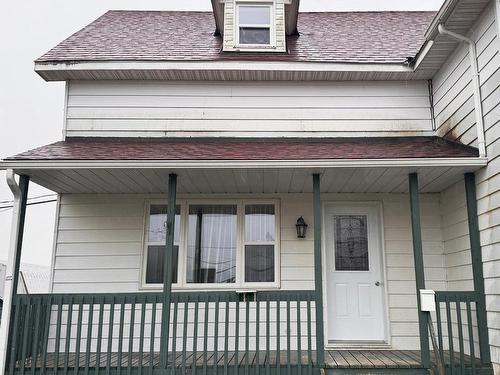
(438, 24, 487, 158)
(0, 170, 22, 375)
(34, 60, 414, 75)
(0, 157, 487, 170)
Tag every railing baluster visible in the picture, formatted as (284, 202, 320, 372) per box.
(214, 295, 220, 375)
(307, 297, 312, 375)
(286, 298, 291, 375)
(84, 297, 94, 375)
(466, 297, 476, 375)
(128, 296, 136, 375)
(63, 297, 73, 375)
(456, 299, 465, 374)
(8, 297, 21, 375)
(170, 300, 178, 375)
(31, 295, 42, 374)
(446, 296, 454, 372)
(20, 296, 31, 375)
(40, 296, 52, 375)
(224, 297, 229, 375)
(266, 296, 270, 375)
(245, 297, 249, 375)
(203, 294, 209, 375)
(96, 298, 105, 375)
(235, 298, 239, 375)
(106, 297, 115, 374)
(436, 299, 443, 361)
(149, 301, 157, 375)
(117, 297, 125, 374)
(193, 295, 199, 375)
(181, 300, 188, 374)
(74, 297, 84, 373)
(138, 298, 146, 375)
(297, 298, 302, 375)
(276, 295, 280, 371)
(255, 298, 260, 375)
(54, 297, 64, 375)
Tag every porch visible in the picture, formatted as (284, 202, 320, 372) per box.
(0, 137, 493, 375)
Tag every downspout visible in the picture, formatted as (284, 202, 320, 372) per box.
(0, 170, 22, 374)
(437, 24, 487, 158)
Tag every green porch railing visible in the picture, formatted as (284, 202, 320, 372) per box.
(7, 290, 318, 375)
(434, 291, 487, 375)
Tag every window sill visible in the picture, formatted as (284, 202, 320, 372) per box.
(139, 284, 281, 292)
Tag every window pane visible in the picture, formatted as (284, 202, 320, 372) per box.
(148, 205, 181, 243)
(145, 245, 179, 284)
(245, 204, 275, 242)
(334, 215, 369, 271)
(239, 6, 270, 25)
(239, 27, 270, 45)
(245, 245, 274, 282)
(186, 205, 237, 284)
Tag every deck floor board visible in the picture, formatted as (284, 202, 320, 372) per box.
(17, 349, 485, 370)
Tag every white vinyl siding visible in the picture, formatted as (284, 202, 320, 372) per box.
(51, 192, 445, 350)
(433, 1, 499, 148)
(65, 81, 433, 138)
(432, 1, 500, 369)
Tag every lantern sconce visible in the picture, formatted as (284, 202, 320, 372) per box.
(296, 216, 308, 238)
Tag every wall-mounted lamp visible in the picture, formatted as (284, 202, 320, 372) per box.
(296, 216, 308, 238)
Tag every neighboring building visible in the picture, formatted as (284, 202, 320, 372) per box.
(0, 0, 499, 374)
(0, 263, 50, 297)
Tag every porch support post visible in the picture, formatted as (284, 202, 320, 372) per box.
(0, 172, 29, 375)
(160, 173, 177, 369)
(408, 173, 430, 368)
(464, 172, 491, 364)
(313, 173, 325, 367)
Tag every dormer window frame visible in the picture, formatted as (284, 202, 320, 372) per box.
(235, 1, 276, 50)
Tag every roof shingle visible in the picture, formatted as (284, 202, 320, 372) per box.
(7, 137, 478, 161)
(37, 10, 436, 64)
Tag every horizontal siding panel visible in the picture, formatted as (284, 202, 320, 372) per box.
(67, 80, 432, 137)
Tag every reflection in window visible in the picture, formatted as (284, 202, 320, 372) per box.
(186, 205, 237, 283)
(238, 5, 271, 45)
(145, 205, 181, 284)
(334, 215, 369, 271)
(244, 205, 275, 282)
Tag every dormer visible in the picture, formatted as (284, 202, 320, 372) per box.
(212, 0, 299, 53)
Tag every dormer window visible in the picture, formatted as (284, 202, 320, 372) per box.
(236, 3, 273, 47)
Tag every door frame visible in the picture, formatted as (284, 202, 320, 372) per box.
(321, 200, 391, 348)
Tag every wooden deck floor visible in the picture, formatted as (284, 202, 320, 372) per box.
(19, 350, 485, 370)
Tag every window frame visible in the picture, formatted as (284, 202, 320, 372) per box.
(235, 2, 275, 49)
(140, 198, 280, 290)
(140, 199, 184, 290)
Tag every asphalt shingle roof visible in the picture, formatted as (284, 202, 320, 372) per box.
(8, 137, 478, 161)
(37, 10, 436, 64)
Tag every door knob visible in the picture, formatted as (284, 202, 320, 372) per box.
(375, 281, 381, 286)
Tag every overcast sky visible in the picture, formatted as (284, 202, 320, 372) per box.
(0, 0, 445, 267)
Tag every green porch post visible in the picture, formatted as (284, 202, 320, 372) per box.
(313, 173, 325, 367)
(408, 173, 430, 368)
(1, 174, 29, 374)
(10, 175, 29, 298)
(464, 172, 491, 364)
(160, 173, 177, 369)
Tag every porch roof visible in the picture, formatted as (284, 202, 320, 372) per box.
(4, 136, 479, 161)
(1, 137, 485, 194)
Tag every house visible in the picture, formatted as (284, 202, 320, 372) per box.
(0, 263, 50, 297)
(0, 0, 499, 373)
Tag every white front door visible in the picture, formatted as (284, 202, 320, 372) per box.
(325, 203, 387, 343)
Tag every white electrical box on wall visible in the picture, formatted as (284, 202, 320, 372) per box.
(420, 289, 436, 312)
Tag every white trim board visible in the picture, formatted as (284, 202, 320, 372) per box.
(0, 157, 488, 170)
